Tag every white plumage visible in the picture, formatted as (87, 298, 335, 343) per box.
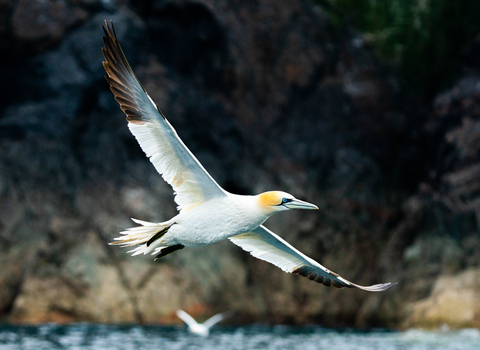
(102, 21, 396, 292)
(176, 309, 233, 336)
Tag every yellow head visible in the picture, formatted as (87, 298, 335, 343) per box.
(257, 191, 318, 215)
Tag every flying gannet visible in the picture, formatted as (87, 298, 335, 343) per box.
(176, 309, 233, 336)
(102, 21, 395, 292)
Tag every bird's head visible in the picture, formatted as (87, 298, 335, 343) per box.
(257, 191, 318, 215)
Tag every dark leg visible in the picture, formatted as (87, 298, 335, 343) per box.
(154, 244, 185, 261)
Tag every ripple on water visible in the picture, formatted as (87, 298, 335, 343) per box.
(0, 324, 479, 350)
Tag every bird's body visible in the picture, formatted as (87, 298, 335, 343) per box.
(164, 194, 267, 247)
(101, 21, 396, 292)
(126, 191, 296, 256)
(140, 194, 267, 252)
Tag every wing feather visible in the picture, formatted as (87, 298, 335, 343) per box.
(202, 311, 233, 329)
(102, 21, 226, 210)
(229, 226, 396, 292)
(176, 310, 199, 327)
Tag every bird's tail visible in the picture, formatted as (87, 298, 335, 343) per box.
(109, 218, 175, 256)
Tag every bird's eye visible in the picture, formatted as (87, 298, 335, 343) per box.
(282, 198, 288, 203)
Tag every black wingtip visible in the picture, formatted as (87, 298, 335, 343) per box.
(111, 20, 117, 39)
(103, 20, 116, 40)
(357, 281, 398, 292)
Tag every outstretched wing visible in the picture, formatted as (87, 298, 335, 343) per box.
(229, 225, 396, 292)
(176, 310, 199, 327)
(102, 21, 226, 211)
(202, 311, 234, 329)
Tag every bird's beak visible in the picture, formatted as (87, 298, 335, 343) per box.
(284, 199, 319, 210)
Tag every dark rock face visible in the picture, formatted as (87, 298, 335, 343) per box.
(0, 0, 479, 327)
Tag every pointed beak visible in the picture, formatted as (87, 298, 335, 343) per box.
(284, 199, 319, 210)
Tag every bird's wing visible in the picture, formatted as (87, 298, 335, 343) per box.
(176, 310, 199, 327)
(229, 225, 396, 292)
(102, 21, 226, 211)
(202, 311, 233, 329)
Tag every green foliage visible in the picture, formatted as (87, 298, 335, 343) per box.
(320, 0, 480, 99)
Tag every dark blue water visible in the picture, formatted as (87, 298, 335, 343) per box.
(0, 324, 479, 350)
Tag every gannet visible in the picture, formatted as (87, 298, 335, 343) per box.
(102, 21, 395, 292)
(176, 309, 232, 336)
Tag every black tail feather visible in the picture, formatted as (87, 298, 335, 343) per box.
(146, 224, 174, 247)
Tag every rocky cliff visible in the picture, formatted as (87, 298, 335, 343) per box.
(0, 0, 479, 328)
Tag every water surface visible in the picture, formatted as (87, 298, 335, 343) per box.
(0, 324, 478, 350)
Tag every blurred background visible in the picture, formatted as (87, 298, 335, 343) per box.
(1, 0, 480, 331)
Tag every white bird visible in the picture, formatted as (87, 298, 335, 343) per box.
(176, 309, 232, 336)
(102, 21, 396, 292)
